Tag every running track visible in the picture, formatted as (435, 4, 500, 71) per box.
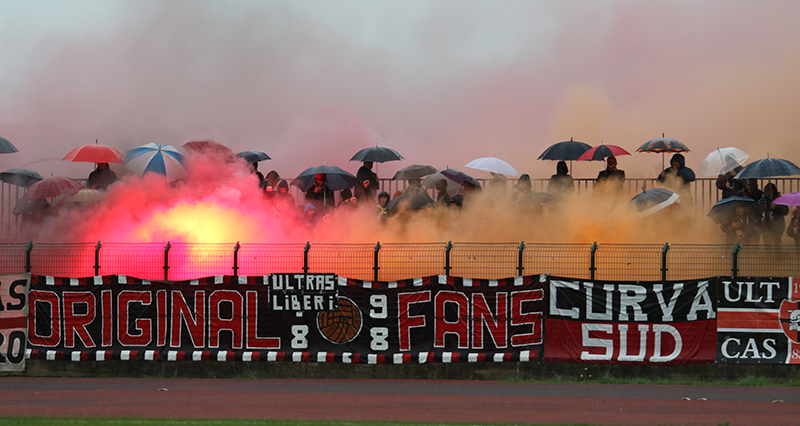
(0, 378, 798, 425)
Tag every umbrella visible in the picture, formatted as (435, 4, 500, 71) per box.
(66, 188, 105, 204)
(630, 188, 680, 217)
(236, 150, 271, 163)
(62, 143, 125, 163)
(22, 177, 83, 200)
(464, 157, 518, 176)
(576, 144, 631, 161)
(292, 165, 361, 192)
(392, 164, 436, 181)
(773, 192, 800, 207)
(124, 143, 187, 182)
(440, 169, 481, 188)
(182, 139, 232, 155)
(385, 192, 433, 213)
(636, 134, 690, 170)
(707, 196, 757, 224)
(734, 157, 800, 180)
(12, 198, 49, 215)
(697, 147, 749, 177)
(0, 137, 19, 154)
(422, 171, 461, 195)
(350, 146, 404, 163)
(538, 138, 592, 161)
(0, 168, 43, 187)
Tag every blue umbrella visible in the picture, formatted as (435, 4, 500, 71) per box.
(124, 143, 187, 182)
(0, 137, 19, 154)
(735, 157, 800, 179)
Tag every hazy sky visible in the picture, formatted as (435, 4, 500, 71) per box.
(2, 0, 800, 180)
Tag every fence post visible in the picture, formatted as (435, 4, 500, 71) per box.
(732, 243, 741, 277)
(94, 241, 102, 276)
(444, 241, 452, 276)
(25, 241, 33, 273)
(233, 241, 240, 278)
(373, 241, 381, 281)
(590, 242, 597, 280)
(661, 242, 670, 282)
(517, 241, 525, 276)
(164, 241, 171, 281)
(303, 242, 310, 274)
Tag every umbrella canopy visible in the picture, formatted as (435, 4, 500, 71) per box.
(66, 188, 105, 204)
(630, 188, 680, 217)
(0, 137, 19, 154)
(577, 144, 631, 161)
(22, 177, 83, 200)
(422, 171, 461, 195)
(636, 135, 690, 153)
(392, 164, 436, 181)
(125, 143, 187, 182)
(350, 146, 404, 163)
(182, 139, 232, 155)
(292, 165, 360, 192)
(707, 196, 758, 224)
(538, 138, 592, 161)
(734, 157, 800, 180)
(697, 147, 750, 177)
(440, 169, 481, 188)
(12, 198, 49, 215)
(0, 168, 43, 187)
(385, 192, 433, 213)
(464, 157, 518, 176)
(62, 143, 125, 163)
(236, 150, 271, 163)
(773, 192, 800, 207)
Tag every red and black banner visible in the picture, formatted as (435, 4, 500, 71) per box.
(544, 277, 717, 364)
(27, 274, 544, 363)
(716, 276, 800, 364)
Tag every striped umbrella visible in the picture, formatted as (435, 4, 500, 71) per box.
(734, 157, 800, 180)
(22, 177, 84, 200)
(125, 143, 187, 182)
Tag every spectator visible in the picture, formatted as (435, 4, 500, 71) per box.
(716, 165, 744, 200)
(338, 188, 357, 210)
(274, 180, 295, 210)
(737, 178, 763, 202)
(433, 179, 451, 207)
(250, 162, 264, 186)
(377, 191, 390, 222)
(512, 174, 533, 204)
(720, 202, 760, 244)
(657, 153, 695, 190)
(264, 170, 280, 191)
(787, 207, 800, 245)
(305, 173, 335, 209)
(401, 177, 427, 195)
(87, 163, 117, 190)
(595, 156, 625, 193)
(547, 161, 574, 195)
(355, 161, 379, 203)
(758, 183, 789, 245)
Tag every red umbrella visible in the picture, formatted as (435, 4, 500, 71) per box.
(182, 139, 232, 154)
(577, 144, 631, 161)
(22, 177, 84, 200)
(62, 144, 125, 163)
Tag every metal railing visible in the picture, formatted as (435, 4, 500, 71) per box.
(1, 241, 797, 281)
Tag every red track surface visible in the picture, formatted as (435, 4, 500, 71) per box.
(0, 378, 798, 425)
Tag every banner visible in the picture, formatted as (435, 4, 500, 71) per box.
(27, 274, 544, 363)
(544, 277, 717, 364)
(716, 276, 800, 364)
(0, 273, 30, 372)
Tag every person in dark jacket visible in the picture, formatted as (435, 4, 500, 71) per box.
(512, 174, 533, 204)
(87, 163, 118, 190)
(758, 183, 789, 245)
(657, 153, 695, 190)
(595, 156, 625, 193)
(737, 178, 763, 203)
(433, 179, 451, 207)
(274, 180, 295, 210)
(547, 161, 574, 195)
(716, 163, 744, 199)
(720, 201, 760, 244)
(305, 173, 334, 209)
(355, 161, 379, 203)
(787, 207, 800, 245)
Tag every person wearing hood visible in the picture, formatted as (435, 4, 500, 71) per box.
(274, 180, 295, 210)
(376, 191, 390, 222)
(657, 153, 695, 189)
(302, 203, 319, 228)
(547, 161, 574, 195)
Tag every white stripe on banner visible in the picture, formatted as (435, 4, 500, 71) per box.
(69, 278, 79, 287)
(142, 280, 150, 285)
(368, 354, 378, 364)
(463, 278, 473, 287)
(718, 328, 784, 333)
(118, 275, 127, 284)
(46, 351, 56, 361)
(214, 276, 223, 284)
(438, 275, 447, 284)
(718, 308, 780, 313)
(442, 352, 452, 363)
(167, 351, 177, 361)
(267, 352, 278, 362)
(45, 276, 54, 286)
(338, 276, 348, 287)
(242, 352, 252, 362)
(493, 353, 504, 362)
(363, 281, 372, 288)
(217, 351, 227, 361)
(514, 276, 523, 286)
(343, 353, 352, 363)
(418, 352, 428, 363)
(292, 352, 302, 362)
(388, 281, 398, 288)
(393, 353, 404, 364)
(145, 350, 156, 361)
(488, 280, 498, 287)
(96, 351, 105, 361)
(520, 351, 530, 362)
(238, 276, 247, 285)
(71, 352, 80, 362)
(317, 352, 327, 363)
(193, 352, 202, 361)
(190, 280, 199, 286)
(93, 276, 103, 285)
(25, 349, 31, 360)
(413, 277, 423, 286)
(121, 351, 131, 361)
(468, 353, 479, 362)
(263, 275, 269, 284)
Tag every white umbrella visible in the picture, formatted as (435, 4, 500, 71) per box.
(697, 147, 749, 177)
(465, 157, 518, 176)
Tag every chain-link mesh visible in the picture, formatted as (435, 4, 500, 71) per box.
(237, 243, 305, 276)
(737, 245, 800, 278)
(450, 242, 518, 279)
(99, 242, 167, 281)
(378, 242, 447, 281)
(0, 243, 28, 274)
(168, 243, 237, 280)
(595, 244, 663, 281)
(30, 242, 96, 278)
(307, 243, 374, 281)
(667, 244, 735, 280)
(523, 243, 593, 279)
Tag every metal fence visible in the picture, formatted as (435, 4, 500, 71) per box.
(1, 241, 797, 281)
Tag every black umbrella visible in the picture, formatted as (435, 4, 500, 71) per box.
(0, 168, 43, 187)
(537, 138, 592, 161)
(350, 146, 404, 163)
(734, 157, 800, 180)
(0, 137, 19, 154)
(630, 188, 680, 217)
(291, 165, 360, 192)
(439, 169, 481, 188)
(385, 192, 433, 213)
(236, 150, 271, 163)
(707, 196, 758, 224)
(392, 164, 436, 180)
